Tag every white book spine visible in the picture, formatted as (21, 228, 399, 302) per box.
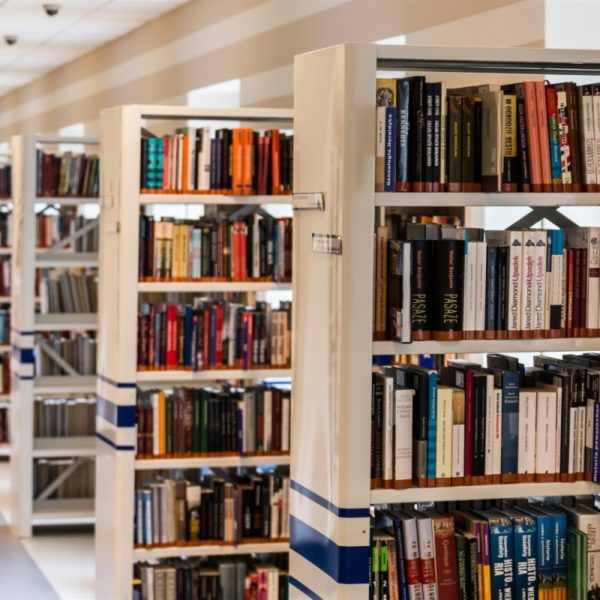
(593, 90, 600, 185)
(416, 517, 438, 600)
(395, 389, 414, 483)
(452, 424, 465, 478)
(578, 404, 586, 475)
(436, 387, 453, 480)
(518, 390, 537, 477)
(569, 403, 578, 475)
(520, 230, 536, 335)
(532, 230, 546, 334)
(484, 375, 494, 478)
(475, 241, 487, 337)
(557, 90, 572, 184)
(581, 91, 597, 185)
(554, 387, 563, 476)
(462, 241, 476, 336)
(508, 231, 522, 335)
(588, 227, 600, 333)
(536, 390, 557, 476)
(401, 518, 424, 600)
(492, 388, 502, 479)
(383, 376, 394, 484)
(401, 242, 412, 343)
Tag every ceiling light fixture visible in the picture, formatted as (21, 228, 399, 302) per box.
(4, 35, 17, 46)
(43, 4, 60, 17)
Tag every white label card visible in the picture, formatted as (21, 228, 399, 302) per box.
(312, 233, 342, 255)
(293, 192, 324, 211)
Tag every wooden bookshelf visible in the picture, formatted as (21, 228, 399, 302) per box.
(290, 43, 600, 598)
(95, 105, 293, 600)
(10, 133, 100, 537)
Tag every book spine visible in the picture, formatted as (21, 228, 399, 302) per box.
(396, 79, 411, 192)
(567, 83, 583, 191)
(485, 246, 498, 339)
(455, 534, 468, 600)
(374, 226, 389, 341)
(409, 77, 426, 191)
(424, 83, 434, 192)
(557, 89, 573, 189)
(416, 517, 437, 600)
(474, 241, 487, 340)
(594, 400, 600, 483)
(410, 240, 432, 341)
(401, 518, 423, 600)
(507, 231, 523, 340)
(515, 85, 531, 191)
(432, 82, 442, 192)
(488, 520, 513, 600)
(532, 230, 546, 338)
(447, 95, 463, 192)
(383, 376, 394, 488)
(535, 81, 553, 192)
(517, 391, 536, 483)
(546, 85, 563, 190)
(524, 81, 542, 191)
(433, 240, 464, 341)
(461, 96, 477, 192)
(432, 519, 459, 600)
(375, 106, 386, 192)
(501, 370, 520, 483)
(491, 388, 502, 484)
(520, 230, 536, 339)
(587, 227, 600, 337)
(426, 374, 437, 488)
(462, 240, 476, 340)
(384, 107, 398, 192)
(536, 390, 558, 482)
(512, 520, 537, 600)
(503, 92, 520, 191)
(436, 388, 453, 486)
(394, 389, 413, 489)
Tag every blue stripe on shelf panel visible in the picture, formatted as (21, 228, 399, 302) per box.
(288, 576, 321, 600)
(18, 348, 34, 364)
(290, 516, 369, 585)
(95, 431, 135, 452)
(12, 373, 33, 381)
(96, 396, 136, 428)
(96, 374, 136, 389)
(290, 480, 369, 518)
(10, 327, 34, 335)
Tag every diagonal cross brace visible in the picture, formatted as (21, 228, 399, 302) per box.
(49, 218, 98, 251)
(35, 457, 91, 501)
(506, 206, 579, 230)
(36, 336, 80, 376)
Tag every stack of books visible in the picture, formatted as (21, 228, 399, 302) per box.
(140, 128, 293, 195)
(376, 77, 600, 193)
(34, 397, 95, 437)
(36, 150, 99, 198)
(36, 333, 97, 376)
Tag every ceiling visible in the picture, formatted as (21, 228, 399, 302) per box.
(0, 0, 190, 97)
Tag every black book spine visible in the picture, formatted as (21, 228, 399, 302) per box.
(497, 246, 509, 334)
(371, 374, 384, 484)
(472, 376, 487, 479)
(396, 79, 411, 191)
(432, 82, 442, 191)
(447, 95, 463, 192)
(409, 76, 426, 191)
(387, 239, 402, 339)
(140, 137, 147, 189)
(473, 96, 483, 187)
(461, 96, 476, 191)
(433, 239, 464, 340)
(515, 84, 531, 191)
(485, 245, 498, 337)
(139, 215, 146, 279)
(410, 239, 432, 341)
(210, 139, 217, 190)
(424, 82, 434, 191)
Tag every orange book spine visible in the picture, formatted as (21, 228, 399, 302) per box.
(535, 81, 552, 192)
(271, 129, 281, 195)
(242, 129, 253, 196)
(232, 129, 244, 195)
(524, 81, 543, 191)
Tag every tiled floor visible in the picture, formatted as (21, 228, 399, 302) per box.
(0, 460, 95, 600)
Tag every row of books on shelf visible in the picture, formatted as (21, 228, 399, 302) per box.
(139, 214, 292, 282)
(0, 354, 9, 394)
(371, 353, 600, 490)
(375, 77, 600, 193)
(134, 473, 289, 547)
(374, 219, 600, 342)
(0, 310, 9, 344)
(33, 457, 94, 499)
(36, 333, 97, 376)
(134, 556, 289, 600)
(0, 164, 10, 198)
(33, 397, 95, 438)
(371, 499, 598, 600)
(136, 385, 291, 458)
(137, 299, 292, 371)
(0, 408, 8, 444)
(40, 272, 97, 314)
(0, 257, 11, 296)
(0, 212, 9, 246)
(36, 213, 98, 250)
(36, 150, 99, 198)
(140, 128, 293, 195)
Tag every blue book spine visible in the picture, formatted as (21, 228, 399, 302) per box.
(155, 138, 164, 190)
(552, 512, 567, 595)
(488, 518, 514, 600)
(500, 369, 520, 475)
(512, 519, 537, 600)
(142, 489, 153, 546)
(392, 519, 409, 600)
(593, 400, 600, 483)
(135, 489, 143, 544)
(426, 372, 437, 482)
(532, 513, 553, 597)
(548, 122, 562, 183)
(384, 107, 397, 192)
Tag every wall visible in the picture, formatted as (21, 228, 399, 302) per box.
(0, 0, 544, 138)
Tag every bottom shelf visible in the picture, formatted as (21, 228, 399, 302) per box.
(31, 497, 95, 526)
(371, 480, 600, 504)
(133, 540, 289, 560)
(0, 443, 10, 457)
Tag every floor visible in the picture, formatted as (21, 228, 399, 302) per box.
(0, 460, 95, 599)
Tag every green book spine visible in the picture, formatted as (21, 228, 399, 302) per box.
(455, 532, 468, 600)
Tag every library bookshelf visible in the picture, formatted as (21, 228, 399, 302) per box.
(10, 134, 99, 537)
(0, 150, 10, 459)
(290, 43, 600, 599)
(95, 105, 293, 599)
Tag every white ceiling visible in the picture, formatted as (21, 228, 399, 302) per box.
(0, 0, 190, 97)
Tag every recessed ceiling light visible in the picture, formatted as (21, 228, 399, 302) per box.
(43, 4, 61, 17)
(3, 35, 17, 46)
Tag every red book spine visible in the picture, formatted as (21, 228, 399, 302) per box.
(535, 81, 552, 192)
(148, 305, 155, 368)
(432, 520, 459, 600)
(270, 129, 281, 194)
(573, 248, 582, 337)
(566, 248, 575, 336)
(215, 303, 224, 366)
(524, 81, 543, 191)
(203, 309, 210, 369)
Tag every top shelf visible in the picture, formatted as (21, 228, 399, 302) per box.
(35, 197, 99, 205)
(35, 135, 99, 146)
(138, 105, 293, 123)
(375, 192, 600, 208)
(138, 194, 292, 206)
